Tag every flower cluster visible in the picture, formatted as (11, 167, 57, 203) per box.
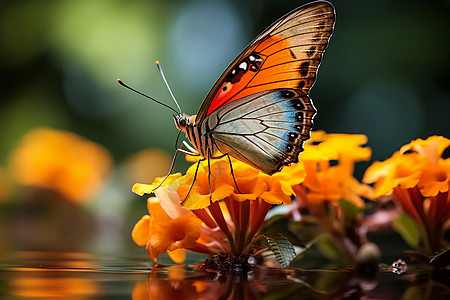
(295, 131, 373, 207)
(132, 154, 306, 263)
(289, 131, 374, 263)
(363, 136, 450, 253)
(132, 132, 450, 266)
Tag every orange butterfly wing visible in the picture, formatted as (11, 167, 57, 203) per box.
(196, 1, 336, 122)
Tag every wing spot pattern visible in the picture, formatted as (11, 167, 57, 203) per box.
(291, 98, 305, 110)
(299, 61, 310, 76)
(307, 46, 316, 57)
(288, 132, 299, 142)
(198, 2, 335, 120)
(225, 53, 263, 84)
(297, 80, 305, 89)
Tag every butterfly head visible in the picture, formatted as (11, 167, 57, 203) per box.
(173, 113, 195, 131)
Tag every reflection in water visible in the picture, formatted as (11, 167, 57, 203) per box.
(132, 266, 450, 300)
(0, 251, 449, 299)
(131, 266, 385, 300)
(11, 277, 99, 298)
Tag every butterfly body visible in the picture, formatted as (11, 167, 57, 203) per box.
(176, 88, 316, 174)
(174, 113, 219, 159)
(175, 1, 335, 175)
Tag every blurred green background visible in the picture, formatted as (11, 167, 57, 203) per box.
(0, 0, 449, 256)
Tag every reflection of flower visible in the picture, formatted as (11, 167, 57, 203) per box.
(8, 253, 100, 298)
(131, 264, 379, 300)
(290, 131, 374, 263)
(8, 127, 113, 203)
(132, 151, 306, 264)
(11, 277, 99, 298)
(363, 136, 450, 253)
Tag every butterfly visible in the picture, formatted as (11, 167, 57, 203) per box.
(119, 1, 335, 203)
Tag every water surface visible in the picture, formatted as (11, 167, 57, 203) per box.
(0, 251, 448, 299)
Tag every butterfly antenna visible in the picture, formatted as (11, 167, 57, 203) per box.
(155, 61, 182, 114)
(117, 79, 179, 115)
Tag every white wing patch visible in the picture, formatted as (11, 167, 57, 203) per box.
(205, 89, 315, 174)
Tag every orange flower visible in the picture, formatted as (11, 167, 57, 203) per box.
(301, 131, 371, 163)
(363, 136, 450, 203)
(132, 181, 218, 263)
(132, 147, 307, 261)
(8, 127, 113, 203)
(418, 162, 450, 197)
(178, 160, 236, 210)
(131, 197, 212, 263)
(299, 131, 373, 207)
(177, 155, 304, 210)
(363, 152, 425, 197)
(363, 136, 450, 253)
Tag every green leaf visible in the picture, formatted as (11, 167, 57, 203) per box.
(338, 198, 361, 220)
(430, 248, 450, 267)
(392, 213, 420, 249)
(264, 233, 296, 268)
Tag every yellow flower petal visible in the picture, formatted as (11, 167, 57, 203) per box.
(132, 173, 183, 196)
(400, 136, 450, 164)
(301, 132, 370, 163)
(181, 181, 235, 210)
(260, 181, 292, 205)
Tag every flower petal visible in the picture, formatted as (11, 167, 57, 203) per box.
(132, 173, 183, 196)
(149, 214, 203, 254)
(131, 215, 151, 246)
(168, 249, 187, 264)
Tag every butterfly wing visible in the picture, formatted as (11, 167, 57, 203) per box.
(196, 1, 335, 122)
(205, 88, 315, 174)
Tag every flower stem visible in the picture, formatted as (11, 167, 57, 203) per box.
(208, 201, 237, 254)
(237, 200, 250, 255)
(247, 199, 271, 242)
(192, 209, 217, 228)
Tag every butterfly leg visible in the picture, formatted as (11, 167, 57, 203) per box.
(207, 151, 213, 203)
(152, 147, 200, 193)
(210, 152, 242, 194)
(180, 157, 205, 206)
(225, 153, 242, 194)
